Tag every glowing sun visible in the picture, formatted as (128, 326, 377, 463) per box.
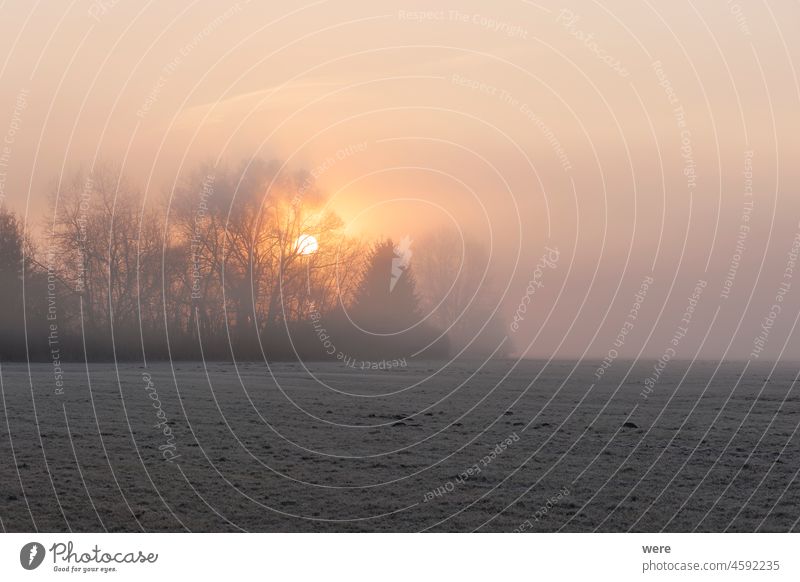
(295, 234, 319, 255)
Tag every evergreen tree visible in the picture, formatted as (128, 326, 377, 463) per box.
(350, 239, 420, 332)
(0, 208, 25, 359)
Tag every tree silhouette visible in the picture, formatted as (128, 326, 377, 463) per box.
(0, 207, 25, 359)
(350, 239, 420, 333)
(414, 228, 511, 356)
(0, 160, 452, 362)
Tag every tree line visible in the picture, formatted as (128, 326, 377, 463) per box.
(0, 159, 508, 363)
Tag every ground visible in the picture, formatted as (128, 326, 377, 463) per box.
(0, 359, 797, 532)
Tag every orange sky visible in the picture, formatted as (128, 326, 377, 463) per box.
(2, 0, 800, 359)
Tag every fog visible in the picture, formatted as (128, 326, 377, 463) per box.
(1, 0, 800, 359)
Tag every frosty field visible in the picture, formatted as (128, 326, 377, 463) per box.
(0, 359, 797, 532)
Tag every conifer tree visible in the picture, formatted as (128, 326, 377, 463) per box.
(350, 239, 420, 332)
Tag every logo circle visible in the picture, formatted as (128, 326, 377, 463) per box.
(20, 542, 45, 570)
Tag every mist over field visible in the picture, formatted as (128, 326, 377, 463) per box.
(0, 1, 799, 535)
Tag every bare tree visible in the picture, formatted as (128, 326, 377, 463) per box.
(49, 164, 164, 333)
(414, 228, 508, 356)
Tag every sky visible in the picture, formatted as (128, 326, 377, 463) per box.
(1, 0, 800, 360)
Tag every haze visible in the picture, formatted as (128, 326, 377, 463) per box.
(2, 0, 800, 360)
